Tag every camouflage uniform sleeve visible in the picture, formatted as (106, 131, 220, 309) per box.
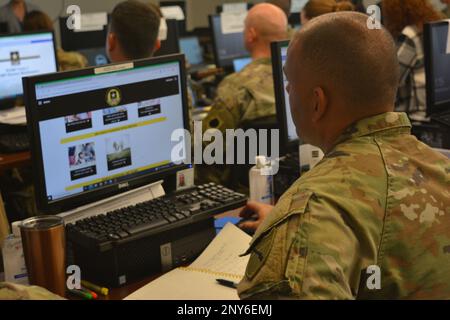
(238, 189, 362, 300)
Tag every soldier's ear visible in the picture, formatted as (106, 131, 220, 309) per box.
(311, 86, 327, 122)
(248, 27, 257, 43)
(154, 39, 161, 53)
(107, 32, 116, 52)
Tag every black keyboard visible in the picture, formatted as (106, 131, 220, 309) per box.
(66, 183, 247, 251)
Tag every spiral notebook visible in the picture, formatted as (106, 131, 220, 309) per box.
(124, 223, 252, 300)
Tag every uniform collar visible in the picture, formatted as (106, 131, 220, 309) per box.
(249, 57, 272, 66)
(333, 112, 412, 146)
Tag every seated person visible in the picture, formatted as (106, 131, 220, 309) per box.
(197, 3, 288, 189)
(382, 0, 443, 115)
(23, 10, 88, 71)
(237, 12, 450, 299)
(106, 0, 161, 63)
(0, 0, 38, 33)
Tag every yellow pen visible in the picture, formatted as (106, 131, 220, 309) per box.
(81, 280, 109, 296)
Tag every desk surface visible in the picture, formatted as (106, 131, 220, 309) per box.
(0, 151, 31, 173)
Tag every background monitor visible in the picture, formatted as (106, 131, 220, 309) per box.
(424, 21, 450, 116)
(23, 54, 191, 213)
(232, 57, 251, 72)
(271, 40, 299, 153)
(59, 15, 109, 66)
(0, 31, 58, 109)
(179, 36, 203, 66)
(209, 14, 249, 69)
(78, 47, 109, 67)
(155, 19, 181, 57)
(59, 15, 109, 51)
(159, 1, 187, 36)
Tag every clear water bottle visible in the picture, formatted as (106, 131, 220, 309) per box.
(249, 156, 275, 205)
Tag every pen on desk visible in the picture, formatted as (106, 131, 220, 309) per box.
(81, 287, 98, 299)
(68, 289, 93, 300)
(81, 280, 109, 296)
(216, 278, 238, 289)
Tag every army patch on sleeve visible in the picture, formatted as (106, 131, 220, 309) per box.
(245, 228, 276, 280)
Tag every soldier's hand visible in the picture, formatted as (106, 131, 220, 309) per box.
(238, 201, 274, 232)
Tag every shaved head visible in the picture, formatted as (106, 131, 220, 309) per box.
(285, 12, 400, 151)
(244, 3, 288, 55)
(291, 12, 399, 109)
(266, 0, 291, 18)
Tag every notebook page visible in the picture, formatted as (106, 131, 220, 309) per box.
(188, 223, 251, 278)
(124, 223, 252, 300)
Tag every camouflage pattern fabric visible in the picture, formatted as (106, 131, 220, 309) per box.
(238, 112, 450, 299)
(196, 58, 276, 188)
(57, 48, 88, 71)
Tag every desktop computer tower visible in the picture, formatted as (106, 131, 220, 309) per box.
(68, 218, 216, 287)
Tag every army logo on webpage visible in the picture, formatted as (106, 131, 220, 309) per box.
(106, 88, 122, 107)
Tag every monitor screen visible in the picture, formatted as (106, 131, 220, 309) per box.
(209, 15, 249, 68)
(24, 55, 190, 212)
(155, 19, 181, 57)
(0, 31, 57, 103)
(179, 36, 203, 66)
(78, 47, 109, 66)
(271, 40, 299, 151)
(232, 57, 251, 72)
(424, 21, 450, 115)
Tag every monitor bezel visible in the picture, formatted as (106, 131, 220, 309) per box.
(0, 30, 58, 108)
(424, 21, 450, 116)
(271, 40, 299, 154)
(208, 14, 249, 69)
(23, 54, 191, 214)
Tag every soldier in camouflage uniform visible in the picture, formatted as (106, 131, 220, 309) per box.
(237, 12, 450, 299)
(197, 3, 288, 188)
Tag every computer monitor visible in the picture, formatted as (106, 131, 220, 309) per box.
(179, 36, 203, 66)
(155, 19, 181, 57)
(209, 14, 250, 69)
(271, 40, 299, 153)
(0, 31, 58, 109)
(59, 15, 109, 66)
(424, 21, 450, 116)
(159, 1, 187, 36)
(23, 54, 191, 213)
(232, 57, 251, 72)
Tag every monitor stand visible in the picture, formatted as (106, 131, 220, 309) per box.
(59, 180, 165, 225)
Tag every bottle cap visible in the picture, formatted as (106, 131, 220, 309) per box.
(12, 221, 22, 237)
